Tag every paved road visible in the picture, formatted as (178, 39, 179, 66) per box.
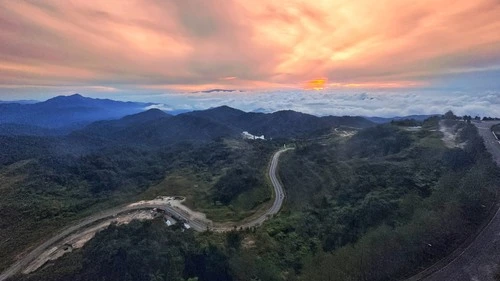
(476, 121, 500, 166)
(406, 121, 500, 281)
(0, 147, 293, 280)
(239, 147, 293, 229)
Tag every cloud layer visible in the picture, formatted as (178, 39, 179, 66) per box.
(1, 0, 499, 96)
(161, 90, 500, 118)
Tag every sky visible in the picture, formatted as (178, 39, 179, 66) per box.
(0, 0, 499, 116)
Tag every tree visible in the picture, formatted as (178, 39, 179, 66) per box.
(226, 231, 243, 250)
(444, 110, 456, 120)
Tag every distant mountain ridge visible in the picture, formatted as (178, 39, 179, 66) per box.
(193, 89, 240, 93)
(0, 94, 155, 129)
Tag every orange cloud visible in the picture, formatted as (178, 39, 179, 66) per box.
(0, 0, 499, 93)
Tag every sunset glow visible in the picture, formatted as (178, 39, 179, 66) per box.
(0, 0, 499, 96)
(306, 79, 327, 90)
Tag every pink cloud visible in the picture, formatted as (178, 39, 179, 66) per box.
(0, 0, 498, 93)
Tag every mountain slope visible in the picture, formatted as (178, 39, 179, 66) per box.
(75, 110, 237, 144)
(123, 114, 237, 144)
(0, 124, 67, 136)
(78, 108, 171, 138)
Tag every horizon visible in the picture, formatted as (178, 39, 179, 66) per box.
(1, 92, 498, 119)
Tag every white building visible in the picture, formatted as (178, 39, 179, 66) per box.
(242, 131, 265, 140)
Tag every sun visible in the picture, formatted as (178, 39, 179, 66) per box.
(306, 78, 327, 90)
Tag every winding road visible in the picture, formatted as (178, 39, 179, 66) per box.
(406, 121, 500, 281)
(239, 147, 293, 229)
(0, 147, 293, 281)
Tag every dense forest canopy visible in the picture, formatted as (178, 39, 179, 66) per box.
(2, 112, 500, 281)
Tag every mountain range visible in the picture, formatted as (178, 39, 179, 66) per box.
(0, 94, 437, 144)
(193, 89, 240, 93)
(0, 94, 153, 130)
(73, 105, 374, 144)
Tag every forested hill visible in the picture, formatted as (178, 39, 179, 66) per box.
(277, 119, 500, 280)
(186, 106, 374, 138)
(73, 111, 238, 145)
